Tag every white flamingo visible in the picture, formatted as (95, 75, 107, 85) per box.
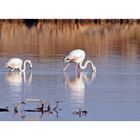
(5, 58, 32, 72)
(63, 49, 96, 72)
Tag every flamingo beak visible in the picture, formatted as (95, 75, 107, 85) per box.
(92, 67, 96, 72)
(30, 65, 32, 69)
(30, 63, 32, 69)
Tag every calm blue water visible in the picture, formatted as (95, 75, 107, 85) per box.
(0, 50, 140, 121)
(0, 23, 140, 120)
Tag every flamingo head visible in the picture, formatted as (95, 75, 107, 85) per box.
(26, 60, 32, 69)
(92, 65, 96, 72)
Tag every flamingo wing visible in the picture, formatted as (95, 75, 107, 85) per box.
(5, 58, 22, 68)
(64, 49, 85, 63)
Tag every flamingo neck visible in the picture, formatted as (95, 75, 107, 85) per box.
(20, 60, 27, 72)
(79, 60, 96, 72)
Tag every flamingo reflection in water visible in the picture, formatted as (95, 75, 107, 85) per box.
(5, 71, 32, 93)
(64, 72, 96, 106)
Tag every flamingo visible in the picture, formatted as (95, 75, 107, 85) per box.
(5, 58, 32, 72)
(63, 49, 96, 72)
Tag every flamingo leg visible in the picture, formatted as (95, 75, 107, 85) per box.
(63, 63, 70, 71)
(75, 64, 79, 72)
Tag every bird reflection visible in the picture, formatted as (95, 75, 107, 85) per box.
(5, 71, 32, 93)
(64, 72, 96, 105)
(16, 112, 44, 121)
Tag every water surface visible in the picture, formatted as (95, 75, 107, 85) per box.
(0, 22, 140, 120)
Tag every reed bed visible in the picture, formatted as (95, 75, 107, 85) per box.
(0, 19, 140, 58)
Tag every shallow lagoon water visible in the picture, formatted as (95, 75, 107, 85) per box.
(0, 22, 140, 120)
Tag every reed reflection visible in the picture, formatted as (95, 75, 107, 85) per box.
(64, 72, 96, 105)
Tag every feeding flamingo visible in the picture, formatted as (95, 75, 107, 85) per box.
(63, 49, 96, 72)
(5, 58, 32, 72)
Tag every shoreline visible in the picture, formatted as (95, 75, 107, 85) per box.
(0, 19, 139, 27)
